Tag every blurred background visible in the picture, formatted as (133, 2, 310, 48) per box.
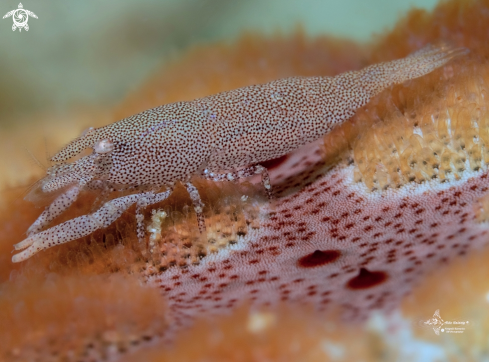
(0, 0, 437, 122)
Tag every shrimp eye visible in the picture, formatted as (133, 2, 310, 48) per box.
(94, 139, 115, 154)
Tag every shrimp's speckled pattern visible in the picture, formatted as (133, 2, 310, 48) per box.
(12, 45, 466, 262)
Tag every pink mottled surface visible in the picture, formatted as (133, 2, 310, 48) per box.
(148, 137, 489, 337)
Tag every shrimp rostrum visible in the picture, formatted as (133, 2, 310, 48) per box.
(12, 44, 467, 262)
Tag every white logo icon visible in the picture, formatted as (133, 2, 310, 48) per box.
(420, 309, 445, 335)
(3, 3, 38, 32)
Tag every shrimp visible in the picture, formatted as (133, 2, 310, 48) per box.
(12, 44, 467, 262)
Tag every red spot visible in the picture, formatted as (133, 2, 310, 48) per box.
(347, 268, 388, 290)
(297, 250, 341, 268)
(301, 232, 316, 241)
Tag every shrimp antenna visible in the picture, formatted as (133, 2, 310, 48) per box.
(44, 135, 51, 164)
(25, 147, 47, 171)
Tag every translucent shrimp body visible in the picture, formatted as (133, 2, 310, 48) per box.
(12, 44, 467, 262)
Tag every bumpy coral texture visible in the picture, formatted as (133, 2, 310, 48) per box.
(2, 1, 489, 361)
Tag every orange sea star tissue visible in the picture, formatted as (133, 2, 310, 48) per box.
(3, 0, 489, 361)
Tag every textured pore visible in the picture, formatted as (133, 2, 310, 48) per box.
(297, 250, 341, 268)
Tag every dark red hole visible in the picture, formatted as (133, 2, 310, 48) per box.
(347, 268, 388, 289)
(297, 250, 341, 268)
(260, 154, 289, 170)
